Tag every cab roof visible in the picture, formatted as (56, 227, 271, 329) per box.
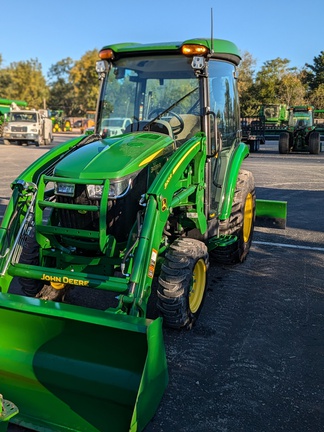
(100, 38, 241, 65)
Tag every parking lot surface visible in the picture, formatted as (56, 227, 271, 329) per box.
(1, 137, 324, 432)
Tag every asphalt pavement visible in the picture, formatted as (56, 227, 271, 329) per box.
(1, 137, 324, 432)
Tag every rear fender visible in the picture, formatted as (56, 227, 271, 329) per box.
(218, 142, 250, 220)
(217, 143, 287, 228)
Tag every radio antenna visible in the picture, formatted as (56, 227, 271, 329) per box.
(210, 8, 214, 53)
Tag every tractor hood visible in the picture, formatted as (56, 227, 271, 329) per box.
(54, 132, 175, 179)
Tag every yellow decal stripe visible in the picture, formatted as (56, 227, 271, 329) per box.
(172, 142, 200, 174)
(139, 149, 164, 167)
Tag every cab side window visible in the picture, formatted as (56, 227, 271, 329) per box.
(208, 61, 240, 148)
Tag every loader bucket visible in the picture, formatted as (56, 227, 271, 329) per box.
(0, 293, 168, 432)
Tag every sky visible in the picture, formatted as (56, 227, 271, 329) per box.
(1, 0, 323, 80)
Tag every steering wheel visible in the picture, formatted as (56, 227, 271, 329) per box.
(148, 109, 184, 135)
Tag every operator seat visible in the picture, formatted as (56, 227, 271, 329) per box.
(125, 120, 173, 137)
(169, 114, 200, 145)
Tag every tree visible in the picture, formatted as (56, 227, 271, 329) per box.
(237, 51, 259, 116)
(305, 51, 324, 91)
(278, 71, 306, 106)
(0, 59, 49, 108)
(308, 83, 324, 109)
(254, 58, 291, 104)
(69, 49, 100, 113)
(47, 58, 77, 116)
(237, 51, 255, 95)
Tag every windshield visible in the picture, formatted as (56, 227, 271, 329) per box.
(103, 118, 125, 127)
(264, 105, 279, 119)
(98, 55, 200, 140)
(9, 112, 37, 122)
(289, 111, 312, 128)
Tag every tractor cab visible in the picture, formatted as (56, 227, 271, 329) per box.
(288, 105, 314, 131)
(95, 41, 242, 222)
(95, 45, 242, 153)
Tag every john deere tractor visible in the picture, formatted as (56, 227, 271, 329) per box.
(50, 109, 72, 132)
(0, 38, 285, 432)
(279, 105, 321, 154)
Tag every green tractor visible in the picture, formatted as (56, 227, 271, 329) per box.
(0, 38, 286, 432)
(279, 105, 321, 154)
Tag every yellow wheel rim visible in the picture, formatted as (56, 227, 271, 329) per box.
(243, 192, 253, 243)
(189, 258, 206, 313)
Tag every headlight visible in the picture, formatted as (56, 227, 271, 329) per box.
(109, 178, 131, 198)
(86, 177, 132, 200)
(55, 182, 75, 197)
(86, 184, 103, 199)
(30, 128, 38, 132)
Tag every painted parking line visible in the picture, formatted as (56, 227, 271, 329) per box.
(253, 240, 324, 252)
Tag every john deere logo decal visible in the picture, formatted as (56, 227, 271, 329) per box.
(41, 274, 89, 286)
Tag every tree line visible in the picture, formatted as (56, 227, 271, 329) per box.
(238, 50, 324, 116)
(0, 48, 323, 117)
(0, 50, 99, 116)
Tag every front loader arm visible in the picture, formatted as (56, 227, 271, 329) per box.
(0, 135, 92, 292)
(125, 134, 207, 316)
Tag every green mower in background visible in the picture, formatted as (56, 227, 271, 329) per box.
(0, 38, 286, 431)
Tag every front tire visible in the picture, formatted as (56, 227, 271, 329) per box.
(249, 140, 260, 153)
(157, 238, 209, 329)
(279, 132, 290, 154)
(210, 169, 256, 264)
(3, 139, 11, 145)
(309, 131, 320, 154)
(19, 228, 44, 296)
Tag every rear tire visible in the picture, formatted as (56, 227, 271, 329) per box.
(309, 131, 320, 154)
(157, 238, 209, 329)
(19, 228, 44, 296)
(37, 136, 44, 146)
(279, 132, 290, 154)
(210, 169, 256, 264)
(249, 140, 259, 153)
(44, 134, 52, 145)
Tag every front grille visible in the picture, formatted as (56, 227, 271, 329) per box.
(54, 170, 147, 243)
(12, 126, 28, 132)
(57, 185, 100, 230)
